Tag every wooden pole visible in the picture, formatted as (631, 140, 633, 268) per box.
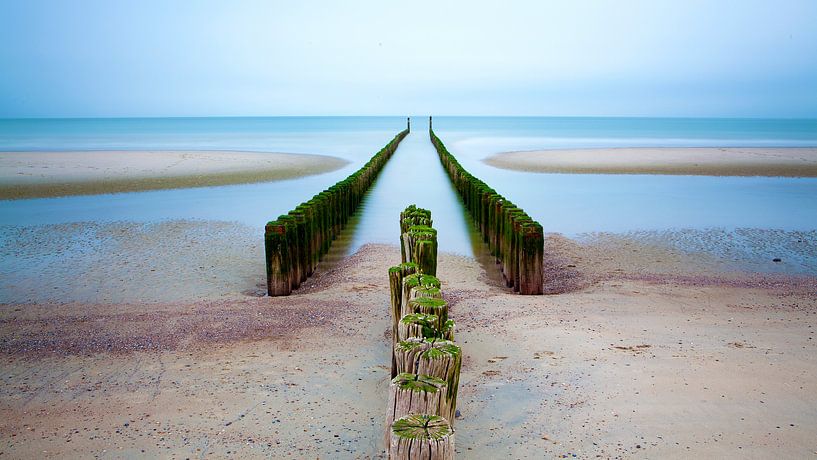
(404, 297, 448, 332)
(401, 274, 441, 312)
(398, 314, 454, 342)
(393, 338, 461, 423)
(389, 262, 419, 377)
(386, 373, 450, 440)
(264, 222, 291, 296)
(389, 414, 454, 460)
(519, 222, 544, 295)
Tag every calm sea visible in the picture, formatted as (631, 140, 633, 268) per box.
(1, 116, 816, 257)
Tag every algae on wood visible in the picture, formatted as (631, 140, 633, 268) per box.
(389, 262, 419, 377)
(389, 414, 454, 460)
(386, 373, 450, 438)
(393, 338, 462, 424)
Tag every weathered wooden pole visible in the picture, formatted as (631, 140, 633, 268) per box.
(398, 314, 454, 342)
(264, 221, 291, 296)
(405, 297, 448, 332)
(389, 414, 454, 460)
(401, 273, 441, 311)
(414, 237, 438, 276)
(519, 222, 544, 295)
(389, 262, 419, 377)
(393, 338, 461, 423)
(386, 373, 450, 437)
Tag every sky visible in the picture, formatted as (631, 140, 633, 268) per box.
(1, 0, 816, 118)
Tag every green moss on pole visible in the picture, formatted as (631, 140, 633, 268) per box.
(264, 221, 291, 296)
(405, 297, 448, 331)
(389, 262, 419, 377)
(389, 414, 454, 460)
(394, 338, 461, 423)
(401, 273, 441, 310)
(386, 373, 450, 442)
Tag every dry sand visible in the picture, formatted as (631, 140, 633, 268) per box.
(1, 220, 816, 458)
(0, 150, 348, 199)
(484, 147, 817, 177)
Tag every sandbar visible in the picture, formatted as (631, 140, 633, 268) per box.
(0, 150, 349, 199)
(484, 147, 817, 176)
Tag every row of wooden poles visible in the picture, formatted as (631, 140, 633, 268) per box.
(385, 205, 461, 459)
(429, 121, 545, 295)
(265, 127, 409, 296)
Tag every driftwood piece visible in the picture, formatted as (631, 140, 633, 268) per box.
(389, 414, 454, 460)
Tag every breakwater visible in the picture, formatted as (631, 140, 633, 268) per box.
(386, 205, 461, 459)
(429, 122, 544, 294)
(265, 126, 409, 296)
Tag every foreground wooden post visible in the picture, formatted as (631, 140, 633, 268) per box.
(264, 222, 291, 296)
(386, 373, 450, 436)
(520, 222, 544, 295)
(393, 338, 462, 423)
(389, 414, 454, 460)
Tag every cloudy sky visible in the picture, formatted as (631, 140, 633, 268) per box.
(1, 0, 816, 118)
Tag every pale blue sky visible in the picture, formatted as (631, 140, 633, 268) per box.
(1, 0, 816, 118)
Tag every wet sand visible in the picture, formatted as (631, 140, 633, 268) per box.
(484, 147, 817, 177)
(1, 222, 816, 458)
(0, 151, 348, 199)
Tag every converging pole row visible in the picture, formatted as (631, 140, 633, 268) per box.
(429, 120, 544, 294)
(265, 123, 409, 296)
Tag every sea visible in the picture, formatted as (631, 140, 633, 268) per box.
(1, 116, 816, 257)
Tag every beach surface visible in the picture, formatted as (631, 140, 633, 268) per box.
(1, 220, 816, 458)
(484, 147, 817, 176)
(0, 151, 348, 199)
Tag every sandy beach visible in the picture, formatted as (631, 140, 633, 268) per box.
(0, 151, 349, 199)
(484, 147, 817, 177)
(1, 220, 815, 458)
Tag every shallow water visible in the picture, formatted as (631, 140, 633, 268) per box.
(1, 116, 816, 257)
(432, 117, 817, 235)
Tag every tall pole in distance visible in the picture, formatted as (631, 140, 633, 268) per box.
(429, 116, 432, 130)
(407, 117, 411, 133)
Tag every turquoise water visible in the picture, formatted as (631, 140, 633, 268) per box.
(1, 116, 816, 257)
